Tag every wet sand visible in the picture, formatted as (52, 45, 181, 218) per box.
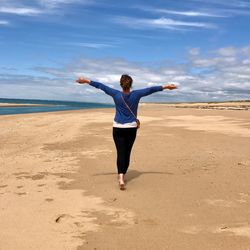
(0, 104, 250, 250)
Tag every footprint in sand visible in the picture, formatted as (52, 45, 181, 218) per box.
(238, 160, 250, 167)
(182, 223, 250, 238)
(204, 199, 235, 207)
(181, 225, 203, 235)
(142, 218, 158, 226)
(204, 193, 250, 207)
(45, 198, 54, 202)
(15, 192, 27, 196)
(213, 223, 250, 238)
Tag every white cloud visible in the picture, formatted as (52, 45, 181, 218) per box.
(39, 0, 81, 4)
(217, 47, 237, 56)
(1, 45, 250, 102)
(138, 7, 226, 17)
(190, 0, 250, 8)
(152, 18, 216, 28)
(0, 20, 9, 25)
(162, 10, 224, 17)
(242, 59, 250, 64)
(115, 16, 216, 30)
(37, 0, 89, 8)
(0, 0, 90, 18)
(195, 56, 237, 68)
(242, 46, 250, 56)
(139, 1, 250, 18)
(189, 48, 200, 56)
(0, 7, 42, 15)
(190, 58, 216, 67)
(60, 42, 117, 49)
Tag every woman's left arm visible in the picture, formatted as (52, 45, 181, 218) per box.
(135, 84, 177, 98)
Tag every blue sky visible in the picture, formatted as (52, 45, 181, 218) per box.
(1, 0, 250, 102)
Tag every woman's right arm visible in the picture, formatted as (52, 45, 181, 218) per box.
(76, 77, 118, 97)
(162, 84, 177, 90)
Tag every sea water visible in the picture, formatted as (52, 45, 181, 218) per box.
(0, 98, 113, 115)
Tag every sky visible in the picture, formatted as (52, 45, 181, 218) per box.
(1, 0, 250, 103)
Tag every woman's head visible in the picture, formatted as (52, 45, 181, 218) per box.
(120, 74, 133, 90)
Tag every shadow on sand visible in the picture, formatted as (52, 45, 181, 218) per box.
(93, 169, 174, 183)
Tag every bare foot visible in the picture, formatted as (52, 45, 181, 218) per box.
(119, 183, 126, 191)
(118, 174, 126, 190)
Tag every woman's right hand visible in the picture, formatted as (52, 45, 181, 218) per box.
(76, 77, 91, 84)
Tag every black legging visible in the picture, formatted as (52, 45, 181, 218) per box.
(113, 127, 137, 174)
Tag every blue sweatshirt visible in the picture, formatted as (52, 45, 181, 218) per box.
(90, 81, 163, 124)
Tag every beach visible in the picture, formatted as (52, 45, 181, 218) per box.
(1, 104, 250, 250)
(141, 101, 250, 110)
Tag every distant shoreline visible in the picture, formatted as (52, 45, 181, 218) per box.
(140, 101, 250, 110)
(0, 99, 113, 116)
(1, 99, 250, 111)
(0, 103, 52, 107)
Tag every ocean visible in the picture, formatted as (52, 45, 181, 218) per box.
(0, 98, 113, 115)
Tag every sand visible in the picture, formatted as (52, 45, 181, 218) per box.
(141, 101, 250, 110)
(1, 104, 250, 250)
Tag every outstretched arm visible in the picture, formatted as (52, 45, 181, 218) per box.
(76, 77, 118, 97)
(135, 83, 177, 98)
(162, 84, 177, 90)
(76, 77, 91, 84)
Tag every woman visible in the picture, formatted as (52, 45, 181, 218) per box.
(76, 75, 177, 190)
